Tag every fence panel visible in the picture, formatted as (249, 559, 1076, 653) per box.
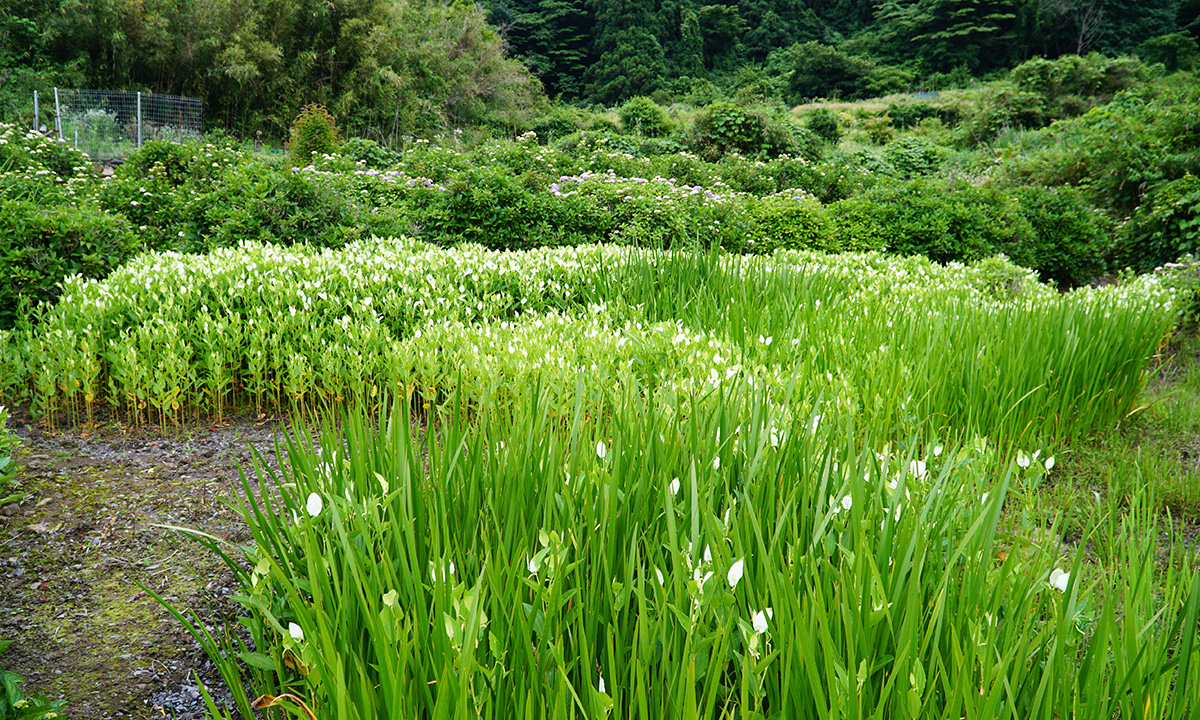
(52, 88, 203, 160)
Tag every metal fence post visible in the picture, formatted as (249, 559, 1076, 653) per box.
(137, 91, 143, 148)
(53, 87, 62, 141)
(33, 90, 39, 132)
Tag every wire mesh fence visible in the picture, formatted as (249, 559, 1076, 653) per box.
(43, 88, 203, 160)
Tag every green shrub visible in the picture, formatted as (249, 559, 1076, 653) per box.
(636, 137, 689, 157)
(618, 96, 671, 137)
(805, 108, 840, 145)
(784, 41, 877, 102)
(887, 102, 939, 129)
(745, 193, 837, 253)
(418, 165, 604, 249)
(841, 146, 896, 176)
(531, 106, 585, 143)
(691, 102, 761, 159)
(860, 112, 894, 144)
(1002, 81, 1200, 214)
(762, 117, 821, 162)
(774, 153, 882, 203)
(287, 103, 342, 167)
(831, 178, 1033, 263)
(967, 254, 1040, 301)
(118, 140, 196, 186)
(1139, 33, 1199, 73)
(101, 139, 403, 253)
(188, 162, 402, 251)
(116, 138, 259, 193)
(0, 200, 138, 328)
(1010, 53, 1150, 107)
(588, 115, 620, 133)
(339, 137, 404, 169)
(1007, 185, 1110, 287)
(712, 155, 784, 195)
(960, 54, 1155, 143)
(691, 102, 818, 161)
(882, 136, 946, 178)
(1114, 174, 1200, 273)
(554, 130, 641, 156)
(97, 168, 186, 251)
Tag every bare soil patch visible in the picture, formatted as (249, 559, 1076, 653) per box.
(1, 408, 286, 718)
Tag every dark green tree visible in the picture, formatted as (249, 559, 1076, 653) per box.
(697, 4, 748, 68)
(490, 0, 593, 99)
(1182, 0, 1200, 38)
(877, 0, 1030, 72)
(785, 41, 876, 100)
(1036, 0, 1106, 56)
(1140, 32, 1199, 71)
(586, 0, 667, 102)
(1098, 0, 1177, 54)
(677, 9, 706, 76)
(740, 2, 824, 62)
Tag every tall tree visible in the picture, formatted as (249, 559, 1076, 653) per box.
(1098, 0, 1177, 54)
(489, 0, 593, 99)
(697, 4, 748, 69)
(1038, 0, 1106, 55)
(586, 0, 667, 102)
(877, 0, 1029, 72)
(677, 8, 706, 76)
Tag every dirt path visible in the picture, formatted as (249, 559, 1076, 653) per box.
(1, 409, 287, 718)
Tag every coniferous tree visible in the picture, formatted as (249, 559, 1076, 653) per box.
(877, 0, 1028, 72)
(586, 0, 668, 103)
(678, 9, 706, 76)
(1098, 0, 1177, 54)
(490, 0, 593, 99)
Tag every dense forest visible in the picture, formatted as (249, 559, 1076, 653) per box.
(490, 0, 1199, 101)
(1, 0, 1198, 139)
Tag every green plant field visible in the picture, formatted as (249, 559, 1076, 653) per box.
(0, 240, 1174, 448)
(0, 234, 1184, 718)
(158, 373, 1200, 719)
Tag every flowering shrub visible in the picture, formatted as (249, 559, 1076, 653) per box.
(0, 122, 94, 204)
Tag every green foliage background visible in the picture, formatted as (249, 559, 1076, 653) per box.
(1, 0, 547, 141)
